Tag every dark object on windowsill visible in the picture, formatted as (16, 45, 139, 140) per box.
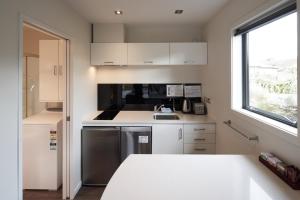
(259, 154, 300, 190)
(286, 166, 300, 183)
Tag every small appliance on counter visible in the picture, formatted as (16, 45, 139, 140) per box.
(182, 98, 191, 113)
(182, 84, 202, 114)
(193, 102, 207, 115)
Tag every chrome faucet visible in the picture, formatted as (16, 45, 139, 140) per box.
(170, 98, 176, 112)
(154, 104, 165, 112)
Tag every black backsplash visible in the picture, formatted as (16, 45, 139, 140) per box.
(97, 84, 201, 111)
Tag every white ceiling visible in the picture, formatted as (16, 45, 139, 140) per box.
(64, 0, 230, 25)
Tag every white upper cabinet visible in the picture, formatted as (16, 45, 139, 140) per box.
(128, 43, 170, 65)
(90, 42, 208, 66)
(39, 40, 65, 102)
(91, 43, 127, 65)
(170, 42, 207, 65)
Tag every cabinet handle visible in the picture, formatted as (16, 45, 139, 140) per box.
(194, 148, 206, 151)
(194, 128, 205, 131)
(178, 128, 183, 140)
(58, 65, 63, 76)
(144, 61, 153, 64)
(104, 61, 114, 64)
(53, 65, 57, 76)
(184, 60, 195, 64)
(194, 138, 206, 141)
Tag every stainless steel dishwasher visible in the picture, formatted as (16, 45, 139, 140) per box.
(81, 127, 121, 186)
(121, 127, 152, 162)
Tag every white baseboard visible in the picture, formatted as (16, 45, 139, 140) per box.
(70, 181, 82, 200)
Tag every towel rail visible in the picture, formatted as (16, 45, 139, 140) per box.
(223, 120, 259, 142)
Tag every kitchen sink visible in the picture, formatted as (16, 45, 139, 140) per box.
(153, 113, 180, 120)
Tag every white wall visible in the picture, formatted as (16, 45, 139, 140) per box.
(23, 26, 57, 56)
(97, 24, 204, 83)
(0, 0, 96, 199)
(97, 65, 204, 83)
(201, 0, 300, 167)
(93, 23, 125, 42)
(126, 24, 202, 42)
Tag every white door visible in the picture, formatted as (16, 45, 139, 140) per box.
(152, 124, 183, 154)
(170, 42, 207, 65)
(39, 40, 59, 102)
(23, 57, 27, 118)
(128, 43, 170, 65)
(91, 43, 127, 65)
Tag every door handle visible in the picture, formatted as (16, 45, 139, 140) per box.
(178, 128, 183, 140)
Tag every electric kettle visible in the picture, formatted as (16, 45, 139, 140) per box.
(182, 98, 191, 113)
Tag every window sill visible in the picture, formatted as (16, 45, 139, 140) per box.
(231, 107, 299, 147)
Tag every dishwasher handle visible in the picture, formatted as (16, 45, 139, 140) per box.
(121, 127, 151, 133)
(84, 127, 120, 132)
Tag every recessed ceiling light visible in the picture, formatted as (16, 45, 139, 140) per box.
(114, 10, 123, 15)
(175, 10, 184, 14)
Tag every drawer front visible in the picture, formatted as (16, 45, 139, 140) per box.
(184, 124, 215, 134)
(184, 133, 215, 144)
(184, 144, 216, 154)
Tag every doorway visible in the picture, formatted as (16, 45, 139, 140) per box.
(20, 20, 70, 200)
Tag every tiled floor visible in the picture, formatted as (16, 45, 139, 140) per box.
(23, 189, 62, 200)
(74, 187, 105, 200)
(23, 186, 105, 200)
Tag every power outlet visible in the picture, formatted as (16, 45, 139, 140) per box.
(203, 97, 211, 104)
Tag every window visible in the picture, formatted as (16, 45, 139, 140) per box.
(235, 2, 297, 127)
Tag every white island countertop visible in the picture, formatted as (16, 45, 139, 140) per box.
(101, 155, 300, 200)
(82, 111, 215, 126)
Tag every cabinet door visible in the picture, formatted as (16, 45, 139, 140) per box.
(170, 42, 207, 65)
(39, 40, 59, 102)
(91, 43, 127, 65)
(128, 43, 169, 65)
(152, 124, 183, 154)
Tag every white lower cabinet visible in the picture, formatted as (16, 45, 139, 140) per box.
(152, 123, 216, 154)
(152, 124, 183, 154)
(183, 124, 216, 154)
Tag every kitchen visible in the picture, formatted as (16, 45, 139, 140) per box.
(1, 0, 300, 200)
